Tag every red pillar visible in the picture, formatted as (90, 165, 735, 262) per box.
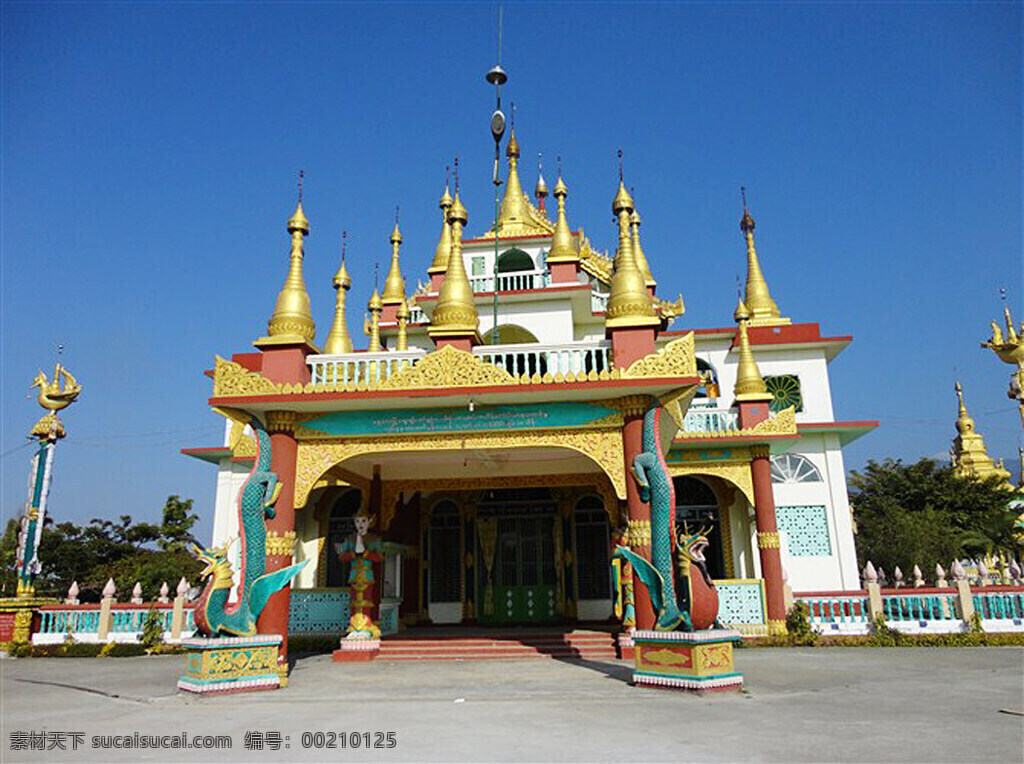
(750, 445, 787, 634)
(257, 411, 301, 677)
(621, 397, 655, 631)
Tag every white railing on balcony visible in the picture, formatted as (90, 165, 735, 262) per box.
(408, 305, 427, 324)
(308, 349, 427, 386)
(681, 407, 740, 434)
(473, 340, 612, 378)
(590, 291, 609, 313)
(469, 269, 550, 294)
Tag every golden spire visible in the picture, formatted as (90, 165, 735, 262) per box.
(630, 205, 656, 289)
(496, 129, 532, 232)
(366, 286, 383, 352)
(606, 171, 659, 329)
(546, 169, 577, 264)
(396, 296, 410, 351)
(429, 193, 479, 338)
(323, 233, 354, 354)
(382, 212, 406, 305)
(740, 190, 789, 326)
(732, 298, 772, 401)
(951, 381, 1012, 484)
(258, 173, 317, 347)
(428, 175, 454, 276)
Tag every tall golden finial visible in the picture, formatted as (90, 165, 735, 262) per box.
(429, 190, 479, 338)
(739, 188, 788, 326)
(630, 189, 656, 290)
(606, 151, 659, 329)
(732, 298, 771, 400)
(396, 296, 410, 351)
(534, 152, 549, 215)
(366, 265, 383, 352)
(547, 157, 577, 264)
(496, 127, 531, 230)
(950, 381, 1011, 484)
(258, 171, 317, 347)
(324, 231, 354, 354)
(428, 168, 454, 277)
(382, 206, 406, 305)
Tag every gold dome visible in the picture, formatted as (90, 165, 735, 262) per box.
(430, 193, 479, 338)
(606, 180, 658, 329)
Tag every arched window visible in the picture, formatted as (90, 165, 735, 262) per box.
(326, 490, 362, 587)
(574, 495, 610, 600)
(496, 248, 534, 273)
(770, 454, 823, 484)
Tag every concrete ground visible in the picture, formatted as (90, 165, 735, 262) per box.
(1, 647, 1022, 762)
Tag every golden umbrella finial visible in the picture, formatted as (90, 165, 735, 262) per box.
(606, 151, 658, 329)
(732, 297, 771, 401)
(382, 205, 406, 305)
(257, 172, 317, 348)
(739, 187, 787, 326)
(547, 156, 577, 264)
(324, 231, 354, 354)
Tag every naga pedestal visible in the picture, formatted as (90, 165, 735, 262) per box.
(178, 634, 283, 695)
(632, 629, 743, 694)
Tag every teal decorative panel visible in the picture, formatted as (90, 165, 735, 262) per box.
(379, 602, 399, 636)
(777, 505, 832, 557)
(302, 402, 616, 437)
(289, 589, 350, 634)
(716, 582, 765, 625)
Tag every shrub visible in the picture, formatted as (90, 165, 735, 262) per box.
(785, 602, 819, 646)
(139, 608, 165, 652)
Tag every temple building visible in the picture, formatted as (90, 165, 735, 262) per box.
(184, 128, 876, 644)
(949, 381, 1012, 486)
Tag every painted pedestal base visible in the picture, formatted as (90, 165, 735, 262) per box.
(177, 635, 282, 695)
(632, 629, 743, 694)
(0, 598, 50, 651)
(332, 637, 380, 662)
(616, 631, 636, 661)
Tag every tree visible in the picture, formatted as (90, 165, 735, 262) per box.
(28, 495, 202, 600)
(157, 495, 199, 552)
(851, 457, 1022, 576)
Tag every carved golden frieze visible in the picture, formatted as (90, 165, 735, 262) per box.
(379, 345, 515, 389)
(212, 356, 279, 397)
(668, 461, 755, 506)
(757, 531, 781, 550)
(625, 518, 652, 548)
(295, 428, 626, 516)
(748, 406, 797, 437)
(623, 333, 697, 379)
(266, 530, 296, 557)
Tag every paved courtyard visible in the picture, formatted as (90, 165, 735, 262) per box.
(1, 647, 1022, 762)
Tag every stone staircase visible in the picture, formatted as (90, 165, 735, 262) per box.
(376, 629, 619, 662)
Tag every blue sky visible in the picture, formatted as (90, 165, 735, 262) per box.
(2, 2, 1021, 541)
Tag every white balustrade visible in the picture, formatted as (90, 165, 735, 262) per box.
(308, 349, 427, 386)
(681, 408, 740, 433)
(408, 305, 427, 324)
(473, 340, 612, 378)
(590, 291, 609, 313)
(468, 269, 549, 294)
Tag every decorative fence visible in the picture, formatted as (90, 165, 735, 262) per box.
(796, 583, 1024, 636)
(468, 269, 550, 294)
(472, 340, 612, 378)
(307, 349, 427, 386)
(34, 603, 196, 645)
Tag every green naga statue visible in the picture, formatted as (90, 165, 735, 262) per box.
(192, 413, 307, 637)
(613, 403, 721, 631)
